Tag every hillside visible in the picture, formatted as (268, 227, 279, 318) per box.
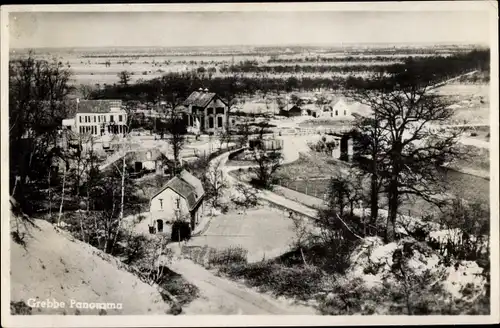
(10, 206, 170, 315)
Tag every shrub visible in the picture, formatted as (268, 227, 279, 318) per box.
(208, 246, 248, 267)
(11, 301, 32, 315)
(156, 266, 200, 307)
(219, 262, 323, 300)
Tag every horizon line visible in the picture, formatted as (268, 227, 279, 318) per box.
(10, 41, 490, 51)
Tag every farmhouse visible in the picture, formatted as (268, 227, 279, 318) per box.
(62, 99, 127, 136)
(182, 88, 231, 134)
(149, 170, 205, 234)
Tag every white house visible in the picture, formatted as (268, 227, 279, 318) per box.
(149, 170, 205, 234)
(62, 99, 128, 136)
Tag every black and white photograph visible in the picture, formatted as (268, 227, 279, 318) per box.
(1, 2, 498, 326)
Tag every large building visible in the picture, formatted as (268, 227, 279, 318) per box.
(62, 99, 128, 136)
(180, 88, 230, 134)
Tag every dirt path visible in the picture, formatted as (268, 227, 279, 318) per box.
(169, 258, 316, 315)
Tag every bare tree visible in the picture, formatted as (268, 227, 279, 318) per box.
(351, 114, 387, 224)
(251, 132, 283, 189)
(231, 180, 259, 214)
(165, 105, 188, 174)
(9, 52, 72, 212)
(236, 117, 252, 148)
(204, 158, 229, 209)
(348, 78, 463, 242)
(290, 212, 310, 266)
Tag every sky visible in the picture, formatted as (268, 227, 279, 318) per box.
(9, 10, 491, 49)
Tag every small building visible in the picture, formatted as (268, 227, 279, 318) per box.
(182, 88, 231, 134)
(279, 105, 305, 117)
(331, 98, 351, 118)
(62, 99, 127, 136)
(126, 149, 172, 177)
(149, 170, 205, 234)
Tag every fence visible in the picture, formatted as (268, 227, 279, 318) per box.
(275, 178, 330, 201)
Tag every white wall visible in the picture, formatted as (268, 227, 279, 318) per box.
(150, 188, 190, 225)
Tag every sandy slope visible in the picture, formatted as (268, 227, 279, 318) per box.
(10, 216, 169, 315)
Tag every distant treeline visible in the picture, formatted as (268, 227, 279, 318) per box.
(220, 63, 390, 74)
(81, 52, 293, 58)
(90, 73, 341, 101)
(267, 56, 406, 64)
(223, 50, 489, 77)
(89, 49, 489, 101)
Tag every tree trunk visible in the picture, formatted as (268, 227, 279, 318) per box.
(300, 247, 307, 266)
(386, 177, 399, 243)
(48, 170, 52, 220)
(111, 153, 126, 253)
(370, 173, 379, 224)
(57, 167, 67, 227)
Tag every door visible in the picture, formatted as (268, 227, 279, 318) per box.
(156, 219, 163, 233)
(135, 161, 143, 172)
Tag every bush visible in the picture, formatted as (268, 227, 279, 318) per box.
(208, 246, 248, 267)
(11, 301, 32, 315)
(219, 262, 323, 300)
(155, 266, 200, 307)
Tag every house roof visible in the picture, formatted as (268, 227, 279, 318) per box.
(76, 100, 123, 114)
(332, 98, 349, 111)
(183, 91, 217, 108)
(286, 105, 303, 112)
(179, 170, 205, 198)
(151, 169, 205, 211)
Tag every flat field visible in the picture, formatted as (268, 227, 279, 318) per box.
(11, 45, 475, 86)
(187, 206, 296, 263)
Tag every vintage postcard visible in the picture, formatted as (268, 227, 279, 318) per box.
(1, 2, 498, 327)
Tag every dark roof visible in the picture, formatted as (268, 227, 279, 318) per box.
(76, 100, 122, 114)
(183, 91, 217, 108)
(151, 169, 205, 211)
(285, 105, 303, 112)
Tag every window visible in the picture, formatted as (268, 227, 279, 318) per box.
(79, 116, 82, 123)
(207, 108, 214, 115)
(119, 115, 123, 122)
(103, 115, 107, 123)
(216, 107, 225, 115)
(176, 198, 180, 209)
(94, 116, 96, 123)
(159, 198, 163, 209)
(79, 126, 83, 133)
(335, 110, 338, 116)
(98, 116, 100, 123)
(217, 116, 223, 128)
(208, 117, 214, 129)
(110, 115, 114, 122)
(344, 110, 347, 116)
